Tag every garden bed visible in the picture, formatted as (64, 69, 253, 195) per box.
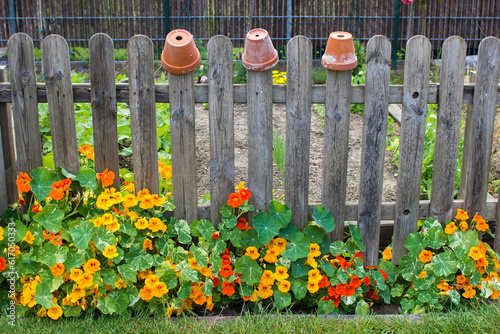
(194, 103, 400, 203)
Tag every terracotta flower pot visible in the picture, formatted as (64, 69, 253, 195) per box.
(321, 31, 358, 71)
(242, 28, 279, 71)
(161, 29, 201, 74)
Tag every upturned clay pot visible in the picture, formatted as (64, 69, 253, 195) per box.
(161, 29, 201, 74)
(242, 28, 279, 71)
(321, 31, 358, 71)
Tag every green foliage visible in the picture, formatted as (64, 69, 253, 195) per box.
(272, 130, 285, 183)
(387, 104, 465, 199)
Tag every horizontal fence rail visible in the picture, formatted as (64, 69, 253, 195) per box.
(1, 83, 499, 105)
(1, 33, 500, 267)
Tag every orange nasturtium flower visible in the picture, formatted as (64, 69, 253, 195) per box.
(97, 168, 115, 187)
(158, 161, 172, 179)
(238, 188, 252, 201)
(78, 143, 95, 161)
(444, 222, 457, 235)
(418, 250, 433, 263)
(16, 172, 31, 193)
(139, 285, 155, 301)
(245, 246, 260, 260)
(83, 259, 101, 274)
(473, 214, 489, 232)
(227, 192, 244, 208)
(221, 281, 235, 296)
(50, 263, 65, 277)
(455, 209, 469, 221)
(49, 179, 72, 201)
(22, 231, 34, 244)
(459, 221, 468, 231)
(47, 305, 63, 320)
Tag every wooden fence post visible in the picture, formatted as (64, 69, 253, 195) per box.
(0, 65, 17, 205)
(41, 34, 80, 175)
(7, 33, 42, 174)
(285, 36, 312, 230)
(463, 37, 500, 220)
(357, 35, 391, 266)
(128, 35, 159, 195)
(321, 68, 351, 241)
(458, 70, 476, 200)
(89, 33, 120, 190)
(393, 35, 431, 264)
(168, 74, 198, 222)
(429, 36, 466, 224)
(247, 69, 273, 222)
(207, 36, 234, 225)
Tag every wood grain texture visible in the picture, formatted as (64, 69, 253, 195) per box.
(128, 35, 159, 195)
(42, 35, 79, 175)
(429, 36, 466, 224)
(169, 71, 198, 222)
(192, 200, 497, 223)
(285, 36, 312, 230)
(207, 36, 234, 225)
(0, 66, 16, 204)
(0, 82, 498, 105)
(393, 36, 432, 264)
(458, 71, 476, 200)
(89, 33, 120, 189)
(247, 70, 273, 222)
(7, 33, 42, 174)
(322, 70, 352, 241)
(357, 36, 391, 266)
(463, 37, 500, 219)
(0, 127, 7, 213)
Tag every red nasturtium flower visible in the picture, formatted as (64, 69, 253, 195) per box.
(219, 264, 233, 278)
(212, 232, 220, 240)
(238, 188, 251, 201)
(361, 276, 370, 285)
(350, 276, 362, 288)
(97, 168, 115, 187)
(16, 172, 31, 193)
(211, 276, 220, 288)
(236, 217, 249, 230)
(222, 281, 235, 296)
(0, 257, 6, 272)
(227, 192, 244, 208)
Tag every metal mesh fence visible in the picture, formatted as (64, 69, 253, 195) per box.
(1, 0, 499, 62)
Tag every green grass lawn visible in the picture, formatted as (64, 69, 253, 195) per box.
(2, 303, 499, 334)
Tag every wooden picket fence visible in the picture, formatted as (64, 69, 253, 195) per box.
(0, 33, 499, 266)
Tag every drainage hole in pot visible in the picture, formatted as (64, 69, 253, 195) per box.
(256, 34, 260, 37)
(176, 36, 182, 40)
(338, 35, 344, 38)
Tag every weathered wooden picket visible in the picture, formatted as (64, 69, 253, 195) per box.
(0, 33, 499, 266)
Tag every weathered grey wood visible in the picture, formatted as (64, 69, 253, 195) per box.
(0, 126, 7, 213)
(0, 66, 16, 204)
(7, 33, 42, 174)
(41, 35, 79, 175)
(459, 71, 476, 200)
(393, 36, 432, 264)
(169, 71, 198, 222)
(208, 36, 234, 225)
(128, 35, 159, 195)
(463, 37, 500, 220)
(89, 33, 120, 189)
(193, 200, 498, 223)
(285, 36, 312, 229)
(429, 36, 466, 224)
(0, 82, 499, 105)
(247, 70, 273, 222)
(322, 69, 352, 241)
(357, 36, 391, 266)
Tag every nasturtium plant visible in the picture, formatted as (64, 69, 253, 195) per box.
(1, 163, 499, 321)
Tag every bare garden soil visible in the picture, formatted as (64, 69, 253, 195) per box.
(194, 103, 400, 204)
